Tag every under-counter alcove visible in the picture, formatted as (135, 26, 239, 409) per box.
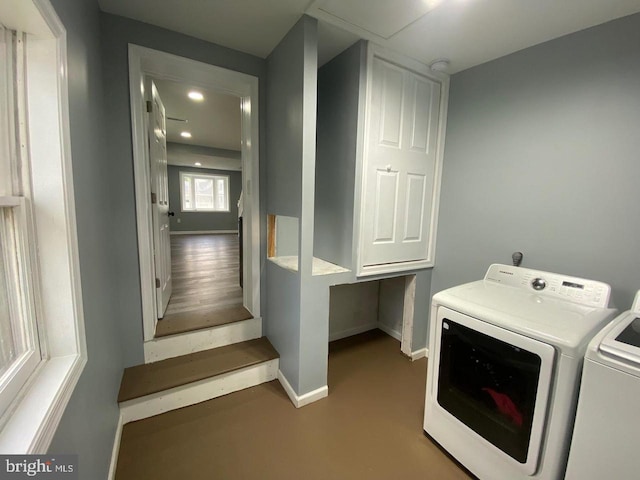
(328, 275, 416, 349)
(327, 274, 418, 392)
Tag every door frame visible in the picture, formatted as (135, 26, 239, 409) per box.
(128, 44, 261, 342)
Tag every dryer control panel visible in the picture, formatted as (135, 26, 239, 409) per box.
(484, 264, 611, 308)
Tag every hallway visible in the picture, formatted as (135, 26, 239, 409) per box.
(155, 234, 249, 337)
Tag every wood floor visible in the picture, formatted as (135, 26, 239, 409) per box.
(158, 234, 244, 335)
(115, 330, 472, 480)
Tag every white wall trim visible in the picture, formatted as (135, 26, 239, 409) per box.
(170, 230, 237, 235)
(329, 323, 377, 342)
(107, 413, 124, 480)
(277, 370, 328, 408)
(377, 323, 402, 341)
(120, 360, 278, 423)
(411, 348, 428, 361)
(144, 317, 261, 363)
(128, 44, 261, 343)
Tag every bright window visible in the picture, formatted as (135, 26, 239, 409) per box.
(0, 199, 42, 418)
(0, 26, 43, 419)
(180, 172, 230, 212)
(0, 0, 86, 454)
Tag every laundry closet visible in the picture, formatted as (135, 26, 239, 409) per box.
(312, 39, 449, 355)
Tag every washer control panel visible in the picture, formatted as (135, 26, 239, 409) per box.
(531, 278, 547, 291)
(484, 264, 611, 308)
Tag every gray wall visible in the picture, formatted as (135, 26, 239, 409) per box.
(168, 165, 241, 232)
(265, 15, 321, 394)
(432, 13, 640, 324)
(100, 13, 267, 366)
(274, 215, 299, 257)
(378, 277, 406, 337)
(329, 281, 380, 340)
(168, 142, 241, 162)
(47, 0, 124, 478)
(314, 41, 365, 269)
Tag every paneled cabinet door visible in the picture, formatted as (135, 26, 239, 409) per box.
(361, 56, 441, 267)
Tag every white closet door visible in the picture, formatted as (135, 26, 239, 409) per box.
(361, 57, 441, 267)
(148, 80, 172, 318)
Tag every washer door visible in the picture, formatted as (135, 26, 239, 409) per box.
(431, 306, 555, 475)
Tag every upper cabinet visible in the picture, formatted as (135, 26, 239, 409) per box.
(360, 53, 444, 273)
(314, 41, 449, 277)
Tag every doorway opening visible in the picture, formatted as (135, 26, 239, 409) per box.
(152, 79, 247, 336)
(128, 45, 261, 349)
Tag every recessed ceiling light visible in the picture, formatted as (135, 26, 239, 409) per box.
(188, 91, 204, 101)
(180, 131, 192, 138)
(194, 162, 202, 166)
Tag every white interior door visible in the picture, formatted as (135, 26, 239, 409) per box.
(148, 79, 172, 318)
(361, 57, 441, 266)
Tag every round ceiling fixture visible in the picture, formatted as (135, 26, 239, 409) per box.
(180, 131, 192, 138)
(188, 90, 204, 101)
(429, 58, 451, 72)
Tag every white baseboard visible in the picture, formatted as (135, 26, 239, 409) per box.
(144, 317, 262, 363)
(108, 412, 124, 480)
(328, 322, 377, 342)
(277, 370, 328, 408)
(377, 322, 402, 341)
(120, 359, 278, 424)
(411, 347, 429, 361)
(170, 230, 238, 235)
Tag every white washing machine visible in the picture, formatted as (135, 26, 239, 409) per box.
(565, 289, 640, 479)
(424, 264, 618, 480)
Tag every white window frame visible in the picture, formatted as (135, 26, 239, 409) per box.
(180, 171, 230, 212)
(0, 197, 42, 419)
(0, 0, 86, 453)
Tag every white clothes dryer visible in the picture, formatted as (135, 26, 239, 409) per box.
(565, 290, 640, 479)
(424, 264, 618, 480)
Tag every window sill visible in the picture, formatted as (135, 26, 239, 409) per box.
(0, 354, 86, 453)
(180, 210, 231, 213)
(268, 256, 351, 276)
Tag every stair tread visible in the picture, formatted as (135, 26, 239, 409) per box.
(118, 337, 278, 403)
(155, 305, 253, 338)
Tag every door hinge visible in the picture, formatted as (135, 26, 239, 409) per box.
(146, 100, 153, 113)
(155, 278, 161, 288)
(151, 192, 157, 204)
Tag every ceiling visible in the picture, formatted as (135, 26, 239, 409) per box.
(152, 78, 242, 170)
(99, 0, 640, 73)
(108, 1, 640, 166)
(153, 78, 241, 151)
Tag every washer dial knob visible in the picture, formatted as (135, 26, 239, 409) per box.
(531, 278, 547, 291)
